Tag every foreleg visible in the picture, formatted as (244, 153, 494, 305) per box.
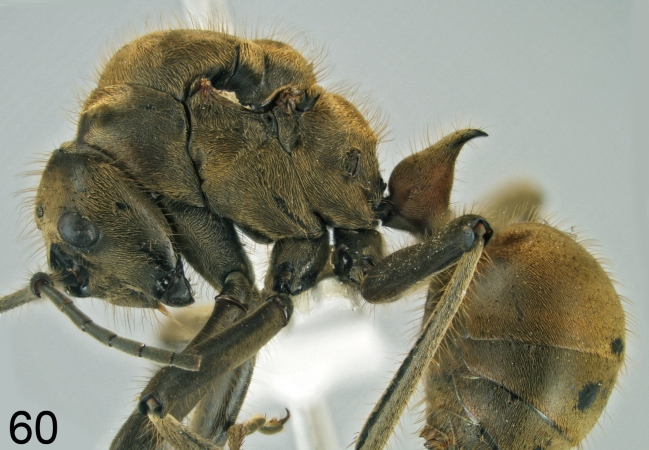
(110, 203, 264, 449)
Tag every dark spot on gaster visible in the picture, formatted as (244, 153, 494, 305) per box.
(116, 202, 130, 211)
(577, 382, 601, 411)
(36, 205, 44, 218)
(533, 446, 542, 450)
(611, 337, 624, 356)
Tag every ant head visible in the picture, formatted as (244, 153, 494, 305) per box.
(35, 142, 193, 308)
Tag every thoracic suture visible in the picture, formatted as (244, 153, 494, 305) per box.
(180, 96, 210, 207)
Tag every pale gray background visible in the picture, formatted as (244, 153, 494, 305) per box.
(0, 1, 646, 449)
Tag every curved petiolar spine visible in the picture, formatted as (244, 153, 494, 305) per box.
(30, 273, 201, 371)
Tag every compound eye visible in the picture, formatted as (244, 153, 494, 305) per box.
(57, 211, 99, 248)
(345, 149, 361, 178)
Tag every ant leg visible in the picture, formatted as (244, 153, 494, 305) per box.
(155, 306, 258, 446)
(263, 231, 331, 297)
(110, 202, 265, 449)
(226, 409, 291, 450)
(110, 281, 290, 450)
(360, 215, 492, 304)
(163, 199, 256, 300)
(346, 129, 493, 449)
(159, 211, 328, 447)
(185, 234, 330, 447)
(355, 220, 489, 450)
(166, 200, 264, 444)
(330, 228, 385, 287)
(112, 209, 329, 449)
(331, 127, 491, 296)
(190, 357, 256, 446)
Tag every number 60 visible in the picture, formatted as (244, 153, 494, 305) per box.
(9, 411, 57, 445)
